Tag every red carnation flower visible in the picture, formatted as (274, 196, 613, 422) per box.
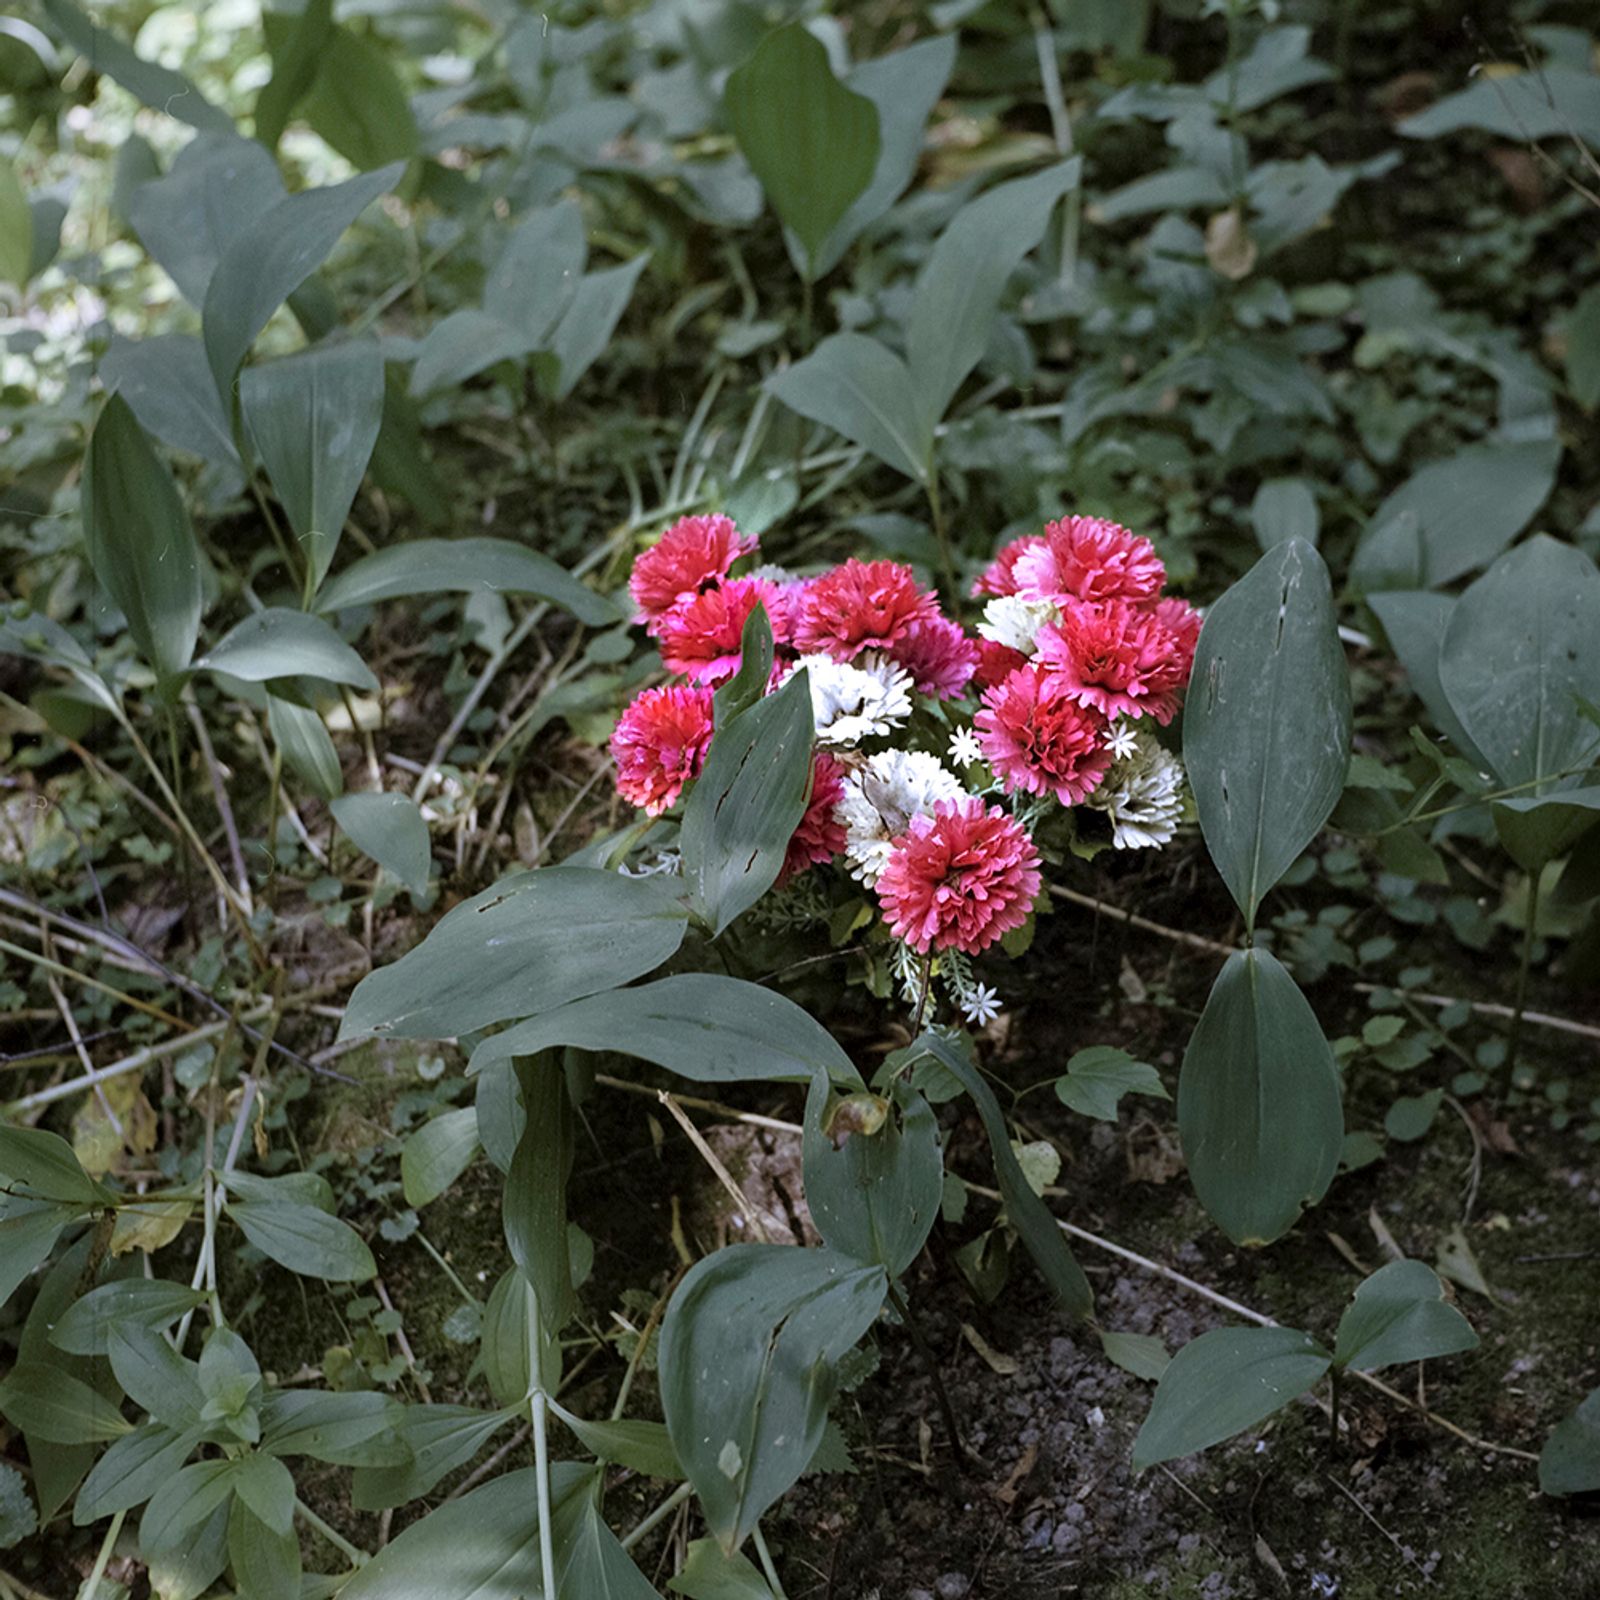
(794, 559, 940, 660)
(972, 535, 1044, 599)
(630, 514, 757, 625)
(887, 616, 979, 700)
(611, 684, 715, 815)
(973, 638, 1030, 691)
(877, 797, 1042, 955)
(1013, 516, 1165, 605)
(780, 751, 848, 883)
(975, 664, 1112, 805)
(1149, 595, 1202, 661)
(1036, 598, 1192, 724)
(655, 577, 783, 684)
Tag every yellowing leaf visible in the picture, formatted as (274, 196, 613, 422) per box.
(111, 1197, 192, 1256)
(71, 1076, 158, 1177)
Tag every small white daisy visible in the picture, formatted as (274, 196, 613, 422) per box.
(961, 982, 1001, 1025)
(948, 726, 984, 767)
(797, 653, 913, 746)
(1106, 720, 1141, 762)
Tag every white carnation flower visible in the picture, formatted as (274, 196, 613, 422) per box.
(836, 748, 967, 885)
(797, 653, 914, 746)
(1087, 729, 1186, 850)
(977, 595, 1058, 656)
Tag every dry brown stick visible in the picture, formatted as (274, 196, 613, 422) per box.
(657, 1089, 771, 1243)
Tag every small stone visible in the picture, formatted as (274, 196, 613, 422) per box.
(935, 1575, 970, 1599)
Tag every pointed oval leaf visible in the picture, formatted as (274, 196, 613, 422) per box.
(724, 23, 880, 274)
(542, 254, 651, 401)
(82, 394, 204, 686)
(226, 1198, 375, 1283)
(196, 608, 377, 691)
(0, 1123, 104, 1206)
(660, 1244, 887, 1550)
(0, 1362, 131, 1444)
(102, 335, 241, 469)
(1177, 948, 1343, 1246)
(1540, 1387, 1600, 1497)
(1332, 1259, 1478, 1374)
(340, 867, 688, 1040)
(350, 1404, 514, 1511)
(400, 1108, 479, 1208)
(50, 1279, 209, 1357)
(74, 1423, 200, 1524)
(1184, 539, 1351, 930)
(266, 692, 344, 802)
(503, 1057, 574, 1335)
(330, 791, 432, 897)
(0, 161, 35, 288)
(1132, 1326, 1331, 1471)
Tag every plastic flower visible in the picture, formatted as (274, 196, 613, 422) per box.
(1087, 729, 1187, 850)
(630, 514, 756, 623)
(1035, 599, 1193, 724)
(610, 684, 715, 815)
(974, 663, 1112, 805)
(1012, 516, 1165, 606)
(876, 797, 1042, 955)
(960, 982, 1001, 1025)
(655, 576, 783, 684)
(796, 653, 914, 746)
(977, 595, 1059, 656)
(886, 617, 978, 700)
(972, 536, 1044, 598)
(794, 559, 940, 660)
(836, 749, 968, 887)
(781, 752, 848, 881)
(947, 726, 984, 768)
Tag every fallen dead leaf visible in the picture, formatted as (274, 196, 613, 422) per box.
(962, 1322, 1020, 1376)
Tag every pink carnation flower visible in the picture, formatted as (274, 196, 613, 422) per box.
(630, 515, 757, 625)
(887, 616, 979, 700)
(780, 752, 848, 883)
(972, 536, 1044, 599)
(973, 638, 1030, 691)
(877, 797, 1042, 955)
(1013, 517, 1165, 605)
(655, 577, 783, 684)
(975, 664, 1112, 805)
(794, 559, 940, 660)
(611, 684, 715, 815)
(1036, 598, 1193, 724)
(1149, 595, 1202, 659)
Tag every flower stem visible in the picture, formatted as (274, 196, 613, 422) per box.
(887, 1282, 970, 1475)
(1507, 869, 1541, 1086)
(911, 952, 935, 1036)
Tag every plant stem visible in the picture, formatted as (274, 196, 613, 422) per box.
(81, 1508, 125, 1599)
(531, 1389, 559, 1600)
(911, 951, 935, 1035)
(618, 1481, 692, 1552)
(925, 465, 958, 600)
(296, 1497, 370, 1567)
(1506, 868, 1542, 1085)
(1329, 1368, 1342, 1455)
(752, 1526, 788, 1600)
(886, 1282, 970, 1475)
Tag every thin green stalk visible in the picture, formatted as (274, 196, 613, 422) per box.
(1329, 1368, 1342, 1455)
(886, 1282, 969, 1474)
(925, 466, 958, 600)
(531, 1389, 558, 1600)
(1507, 869, 1542, 1084)
(752, 1527, 788, 1600)
(81, 1508, 126, 1600)
(618, 1481, 692, 1552)
(296, 1498, 370, 1568)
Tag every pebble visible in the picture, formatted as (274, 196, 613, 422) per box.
(934, 1574, 971, 1599)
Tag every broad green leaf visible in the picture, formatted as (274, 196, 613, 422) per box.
(1054, 1047, 1170, 1123)
(485, 201, 587, 342)
(1132, 1326, 1331, 1470)
(1099, 1329, 1171, 1382)
(1399, 65, 1600, 147)
(74, 1423, 200, 1524)
(284, 19, 417, 171)
(1184, 539, 1350, 931)
(401, 1107, 479, 1207)
(802, 1077, 941, 1277)
(0, 1362, 130, 1444)
(140, 1459, 237, 1563)
(808, 36, 957, 279)
(1332, 1259, 1477, 1373)
(231, 1452, 295, 1538)
(144, 1489, 231, 1600)
(240, 338, 385, 593)
(1177, 948, 1343, 1247)
(1366, 592, 1488, 768)
(660, 1244, 887, 1550)
(906, 159, 1081, 429)
(681, 668, 814, 934)
(1205, 24, 1332, 112)
(196, 608, 376, 691)
(337, 1464, 593, 1599)
(1540, 1387, 1600, 1497)
(766, 334, 931, 482)
(0, 608, 118, 715)
(504, 1057, 574, 1335)
(341, 867, 688, 1041)
(1384, 1088, 1443, 1142)
(713, 606, 776, 727)
(229, 1493, 301, 1600)
(553, 1405, 683, 1480)
(51, 1280, 208, 1356)
(0, 1124, 104, 1206)
(1566, 284, 1600, 410)
(351, 1404, 514, 1511)
(330, 791, 432, 897)
(542, 254, 651, 400)
(409, 309, 539, 397)
(316, 536, 619, 628)
(1438, 536, 1600, 869)
(470, 974, 862, 1088)
(260, 1389, 409, 1466)
(266, 692, 344, 801)
(102, 335, 241, 469)
(1352, 439, 1561, 592)
(39, 0, 233, 135)
(0, 1202, 70, 1311)
(1250, 478, 1319, 551)
(0, 160, 32, 286)
(128, 134, 285, 306)
(226, 1198, 375, 1283)
(918, 1033, 1093, 1318)
(82, 394, 205, 687)
(479, 1271, 559, 1409)
(254, 0, 332, 152)
(669, 1539, 774, 1600)
(559, 1494, 662, 1599)
(724, 24, 880, 277)
(202, 163, 403, 396)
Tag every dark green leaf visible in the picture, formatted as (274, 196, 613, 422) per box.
(75, 1423, 199, 1524)
(409, 309, 539, 397)
(0, 1202, 70, 1311)
(0, 1124, 104, 1206)
(1540, 1387, 1600, 1497)
(712, 606, 776, 727)
(660, 1244, 886, 1550)
(401, 1108, 479, 1209)
(1133, 1326, 1331, 1470)
(1177, 948, 1344, 1247)
(260, 1390, 409, 1465)
(330, 791, 432, 898)
(0, 1362, 130, 1444)
(52, 1280, 208, 1357)
(266, 692, 344, 801)
(669, 1540, 773, 1600)
(0, 161, 33, 287)
(140, 1461, 235, 1592)
(229, 1492, 301, 1600)
(1383, 1088, 1443, 1143)
(542, 254, 651, 400)
(1566, 284, 1600, 410)
(102, 335, 242, 469)
(724, 24, 880, 276)
(81, 394, 205, 686)
(1250, 478, 1319, 551)
(1099, 1330, 1171, 1382)
(1366, 593, 1487, 767)
(197, 608, 376, 691)
(254, 0, 332, 152)
(1184, 539, 1351, 931)
(504, 1057, 574, 1335)
(485, 202, 587, 342)
(287, 20, 417, 172)
(480, 1270, 560, 1409)
(1054, 1047, 1169, 1123)
(351, 1404, 514, 1511)
(1332, 1259, 1477, 1373)
(226, 1198, 375, 1283)
(0, 1462, 34, 1552)
(554, 1405, 683, 1480)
